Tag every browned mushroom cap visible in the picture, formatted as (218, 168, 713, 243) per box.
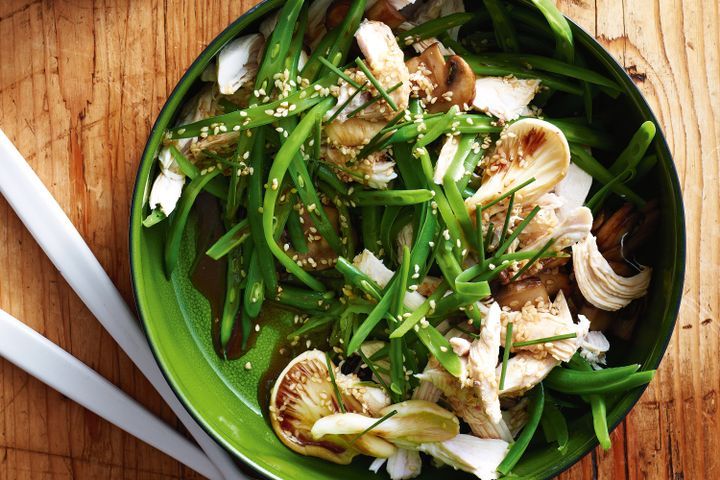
(428, 55, 476, 113)
(326, 0, 352, 30)
(270, 350, 358, 464)
(495, 277, 550, 310)
(536, 271, 572, 297)
(366, 0, 406, 28)
(406, 43, 477, 113)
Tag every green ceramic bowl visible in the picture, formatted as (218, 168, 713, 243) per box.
(130, 2, 685, 478)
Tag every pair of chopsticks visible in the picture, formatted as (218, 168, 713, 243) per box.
(0, 129, 249, 480)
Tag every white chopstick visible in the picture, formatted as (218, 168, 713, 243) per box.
(0, 308, 218, 479)
(0, 129, 247, 480)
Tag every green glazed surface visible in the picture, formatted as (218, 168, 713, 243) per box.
(130, 1, 685, 478)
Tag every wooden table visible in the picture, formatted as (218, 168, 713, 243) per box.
(0, 0, 716, 478)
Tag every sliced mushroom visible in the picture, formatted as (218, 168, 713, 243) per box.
(216, 33, 264, 95)
(465, 118, 571, 214)
(536, 271, 572, 297)
(406, 43, 476, 113)
(472, 76, 541, 122)
(572, 234, 652, 311)
(367, 0, 407, 28)
(496, 278, 550, 310)
(325, 0, 351, 30)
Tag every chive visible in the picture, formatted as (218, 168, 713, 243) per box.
(205, 219, 250, 260)
(355, 109, 405, 160)
(326, 81, 369, 123)
(355, 58, 398, 111)
(484, 222, 495, 255)
(318, 56, 363, 89)
(351, 189, 434, 207)
(498, 192, 515, 247)
(480, 177, 536, 211)
(393, 246, 412, 317)
(349, 409, 398, 444)
(493, 206, 541, 258)
(326, 352, 346, 413)
(498, 322, 513, 391)
(346, 81, 404, 119)
(510, 238, 556, 281)
(358, 349, 392, 394)
(513, 332, 577, 348)
(475, 208, 485, 264)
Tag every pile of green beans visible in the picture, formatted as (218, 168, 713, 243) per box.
(143, 0, 664, 474)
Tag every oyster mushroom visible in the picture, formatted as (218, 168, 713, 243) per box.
(465, 118, 571, 214)
(149, 147, 185, 216)
(572, 234, 652, 311)
(311, 400, 459, 448)
(216, 33, 264, 95)
(386, 448, 423, 480)
(270, 350, 391, 464)
(472, 76, 541, 122)
(495, 277, 550, 310)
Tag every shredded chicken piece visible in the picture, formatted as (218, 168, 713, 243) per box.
(501, 291, 587, 362)
(386, 449, 422, 480)
(572, 234, 652, 311)
(498, 353, 558, 397)
(468, 303, 503, 424)
(325, 118, 385, 147)
(472, 77, 541, 122)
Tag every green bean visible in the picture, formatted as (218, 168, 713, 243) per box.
(466, 57, 582, 96)
(379, 206, 403, 263)
(569, 145, 645, 207)
(361, 206, 381, 255)
(474, 53, 620, 91)
(336, 257, 384, 301)
(585, 169, 634, 213)
(609, 121, 656, 175)
(380, 114, 501, 149)
(143, 209, 166, 228)
(569, 353, 612, 450)
(286, 151, 343, 254)
(316, 164, 348, 195)
(547, 364, 641, 387)
(168, 145, 228, 200)
(391, 281, 450, 338)
(243, 253, 264, 319)
(255, 0, 303, 89)
(286, 208, 309, 253)
(302, 0, 367, 81)
(393, 246, 411, 319)
(220, 246, 245, 353)
(510, 238, 556, 281)
(547, 370, 656, 396)
(262, 98, 335, 291)
(414, 322, 463, 378)
(527, 0, 575, 63)
(541, 395, 569, 453)
(206, 219, 250, 260)
(168, 77, 335, 139)
(482, 0, 519, 52)
(396, 13, 475, 46)
(347, 282, 397, 354)
(417, 106, 459, 148)
(286, 315, 335, 340)
(276, 284, 336, 311)
(416, 147, 465, 251)
(351, 189, 434, 207)
(245, 128, 278, 296)
(497, 384, 545, 476)
(634, 154, 658, 182)
(328, 192, 354, 258)
(164, 169, 221, 276)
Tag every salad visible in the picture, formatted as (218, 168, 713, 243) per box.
(144, 0, 660, 478)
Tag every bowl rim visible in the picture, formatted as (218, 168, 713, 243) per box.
(129, 2, 686, 479)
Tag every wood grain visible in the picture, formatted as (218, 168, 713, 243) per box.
(0, 0, 716, 478)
